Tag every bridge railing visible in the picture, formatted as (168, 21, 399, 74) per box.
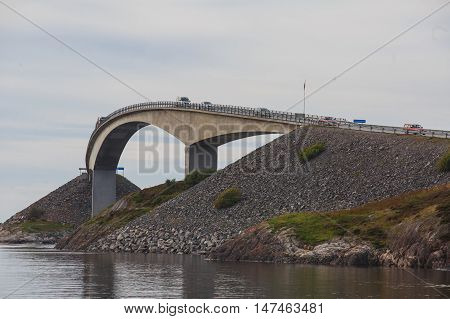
(93, 101, 450, 139)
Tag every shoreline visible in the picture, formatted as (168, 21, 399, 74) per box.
(0, 243, 449, 272)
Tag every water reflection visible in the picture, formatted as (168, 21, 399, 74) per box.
(0, 245, 448, 299)
(82, 254, 116, 298)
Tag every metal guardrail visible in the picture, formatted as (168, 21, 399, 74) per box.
(91, 101, 450, 139)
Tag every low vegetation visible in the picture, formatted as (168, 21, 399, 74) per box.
(165, 179, 176, 187)
(437, 150, 450, 172)
(21, 220, 72, 233)
(184, 169, 216, 187)
(298, 142, 326, 163)
(268, 184, 450, 248)
(214, 187, 242, 209)
(28, 207, 44, 220)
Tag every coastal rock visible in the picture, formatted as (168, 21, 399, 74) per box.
(209, 224, 380, 266)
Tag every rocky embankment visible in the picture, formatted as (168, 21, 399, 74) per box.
(58, 126, 450, 261)
(210, 184, 450, 269)
(0, 174, 139, 244)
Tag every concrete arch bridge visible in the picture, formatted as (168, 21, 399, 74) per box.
(87, 101, 305, 214)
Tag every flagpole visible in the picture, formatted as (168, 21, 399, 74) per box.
(303, 80, 306, 122)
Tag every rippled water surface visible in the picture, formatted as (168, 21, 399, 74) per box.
(0, 245, 448, 298)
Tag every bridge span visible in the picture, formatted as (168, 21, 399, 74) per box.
(86, 101, 449, 215)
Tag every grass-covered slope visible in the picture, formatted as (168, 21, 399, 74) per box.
(20, 220, 73, 233)
(268, 184, 450, 248)
(212, 184, 450, 268)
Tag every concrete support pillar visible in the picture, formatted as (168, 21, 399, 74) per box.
(92, 169, 116, 216)
(185, 141, 218, 174)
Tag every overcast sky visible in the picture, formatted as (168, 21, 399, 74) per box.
(1, 0, 449, 222)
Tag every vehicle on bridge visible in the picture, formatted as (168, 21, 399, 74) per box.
(96, 116, 107, 128)
(202, 101, 213, 109)
(403, 123, 426, 135)
(318, 116, 339, 126)
(255, 107, 270, 117)
(176, 96, 191, 104)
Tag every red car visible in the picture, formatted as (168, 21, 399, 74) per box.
(403, 124, 426, 135)
(318, 116, 338, 126)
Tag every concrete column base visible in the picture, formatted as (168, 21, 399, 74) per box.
(92, 169, 116, 216)
(185, 141, 218, 174)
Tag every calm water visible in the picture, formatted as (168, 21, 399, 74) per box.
(0, 245, 448, 299)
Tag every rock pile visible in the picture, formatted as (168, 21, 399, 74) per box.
(0, 174, 139, 243)
(93, 226, 225, 254)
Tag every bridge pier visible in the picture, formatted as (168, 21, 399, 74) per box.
(92, 169, 116, 216)
(185, 141, 218, 174)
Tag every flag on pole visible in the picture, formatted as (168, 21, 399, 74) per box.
(304, 80, 306, 90)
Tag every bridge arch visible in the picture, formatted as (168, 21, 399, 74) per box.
(87, 106, 299, 215)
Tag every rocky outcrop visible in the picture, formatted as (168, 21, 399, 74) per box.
(210, 223, 380, 266)
(209, 221, 448, 269)
(0, 228, 71, 245)
(73, 126, 449, 256)
(378, 215, 449, 269)
(0, 174, 139, 244)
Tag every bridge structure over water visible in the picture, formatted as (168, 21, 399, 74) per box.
(86, 101, 450, 215)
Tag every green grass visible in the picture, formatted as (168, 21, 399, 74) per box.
(437, 150, 450, 172)
(268, 184, 450, 248)
(214, 187, 242, 209)
(184, 169, 216, 187)
(21, 220, 73, 233)
(268, 213, 337, 244)
(299, 142, 326, 163)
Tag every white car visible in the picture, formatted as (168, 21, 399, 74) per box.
(176, 96, 191, 103)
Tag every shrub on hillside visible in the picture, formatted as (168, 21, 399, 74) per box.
(28, 207, 44, 221)
(437, 150, 450, 172)
(184, 169, 216, 187)
(299, 142, 326, 163)
(165, 178, 176, 187)
(214, 187, 242, 209)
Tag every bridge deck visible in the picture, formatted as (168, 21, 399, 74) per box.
(92, 101, 450, 140)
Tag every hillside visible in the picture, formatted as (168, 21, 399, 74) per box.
(0, 174, 139, 243)
(210, 184, 450, 269)
(58, 126, 450, 255)
(56, 178, 200, 251)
